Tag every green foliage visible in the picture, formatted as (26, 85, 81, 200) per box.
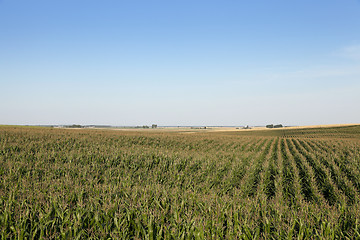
(1, 126, 360, 238)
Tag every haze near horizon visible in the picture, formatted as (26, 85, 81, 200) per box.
(1, 0, 360, 126)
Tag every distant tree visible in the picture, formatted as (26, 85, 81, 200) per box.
(266, 124, 274, 128)
(274, 124, 283, 128)
(152, 124, 158, 129)
(67, 124, 82, 128)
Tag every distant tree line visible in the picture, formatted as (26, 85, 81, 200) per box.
(65, 124, 83, 128)
(266, 124, 283, 129)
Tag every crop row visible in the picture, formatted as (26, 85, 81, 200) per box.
(1, 126, 360, 238)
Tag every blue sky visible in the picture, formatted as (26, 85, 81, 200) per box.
(1, 0, 360, 126)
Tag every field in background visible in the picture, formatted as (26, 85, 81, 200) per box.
(1, 125, 360, 238)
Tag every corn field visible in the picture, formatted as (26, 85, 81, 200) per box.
(1, 125, 360, 239)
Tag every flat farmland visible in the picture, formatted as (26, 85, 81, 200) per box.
(1, 125, 360, 239)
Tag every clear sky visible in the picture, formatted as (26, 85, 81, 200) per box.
(1, 0, 360, 126)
